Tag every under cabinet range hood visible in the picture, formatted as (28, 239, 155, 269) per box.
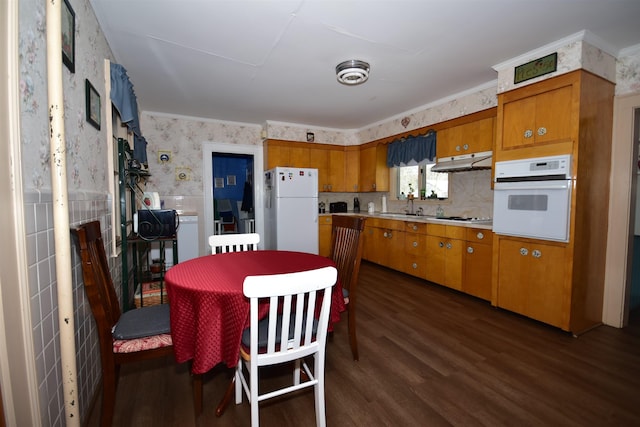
(431, 151, 492, 173)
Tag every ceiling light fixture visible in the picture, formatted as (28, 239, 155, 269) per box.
(336, 60, 370, 85)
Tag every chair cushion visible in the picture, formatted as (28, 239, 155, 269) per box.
(112, 304, 171, 340)
(241, 313, 318, 349)
(113, 334, 173, 353)
(342, 287, 350, 304)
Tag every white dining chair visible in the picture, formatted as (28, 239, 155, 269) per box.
(190, 232, 262, 415)
(235, 266, 337, 427)
(208, 232, 260, 254)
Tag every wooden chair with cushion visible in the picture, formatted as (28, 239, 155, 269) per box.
(72, 221, 174, 427)
(329, 215, 366, 361)
(235, 266, 338, 427)
(209, 232, 260, 254)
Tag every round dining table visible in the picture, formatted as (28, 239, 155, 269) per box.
(165, 250, 344, 375)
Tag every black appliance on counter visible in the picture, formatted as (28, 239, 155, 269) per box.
(329, 202, 348, 213)
(353, 197, 360, 213)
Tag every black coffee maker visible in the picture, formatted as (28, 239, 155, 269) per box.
(353, 197, 360, 213)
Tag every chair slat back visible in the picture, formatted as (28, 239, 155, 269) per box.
(209, 233, 260, 254)
(329, 216, 366, 296)
(243, 266, 337, 365)
(73, 221, 122, 342)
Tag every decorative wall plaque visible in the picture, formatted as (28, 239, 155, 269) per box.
(514, 52, 557, 84)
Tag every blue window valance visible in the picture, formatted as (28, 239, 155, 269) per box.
(110, 62, 148, 165)
(386, 131, 437, 167)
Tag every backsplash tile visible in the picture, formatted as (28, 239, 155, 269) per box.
(24, 189, 112, 426)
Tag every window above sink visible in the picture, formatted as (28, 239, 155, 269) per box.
(394, 161, 449, 201)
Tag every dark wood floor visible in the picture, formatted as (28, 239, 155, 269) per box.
(85, 261, 640, 427)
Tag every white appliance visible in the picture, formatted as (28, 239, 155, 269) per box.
(177, 214, 199, 263)
(493, 154, 572, 242)
(264, 167, 319, 254)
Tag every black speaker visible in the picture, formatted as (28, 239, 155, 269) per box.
(136, 209, 178, 239)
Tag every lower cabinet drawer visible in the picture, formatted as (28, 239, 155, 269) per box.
(402, 255, 426, 278)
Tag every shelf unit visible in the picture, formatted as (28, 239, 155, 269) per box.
(118, 138, 177, 310)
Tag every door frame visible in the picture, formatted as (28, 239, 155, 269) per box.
(0, 0, 40, 424)
(604, 93, 640, 327)
(202, 142, 265, 250)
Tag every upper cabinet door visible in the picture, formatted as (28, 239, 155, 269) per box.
(437, 116, 495, 159)
(500, 84, 574, 151)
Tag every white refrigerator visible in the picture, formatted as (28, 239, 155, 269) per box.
(264, 167, 319, 254)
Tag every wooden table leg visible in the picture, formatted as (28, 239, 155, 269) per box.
(193, 373, 203, 416)
(215, 376, 235, 417)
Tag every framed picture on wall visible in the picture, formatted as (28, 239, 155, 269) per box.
(85, 79, 101, 130)
(62, 0, 75, 73)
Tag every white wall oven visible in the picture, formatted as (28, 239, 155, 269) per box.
(493, 155, 572, 242)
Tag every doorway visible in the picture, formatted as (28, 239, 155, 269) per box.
(212, 153, 254, 234)
(604, 94, 640, 328)
(202, 142, 264, 251)
(630, 107, 640, 312)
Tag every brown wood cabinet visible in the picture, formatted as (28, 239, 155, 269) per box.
(500, 85, 573, 152)
(310, 147, 330, 192)
(359, 144, 389, 192)
(264, 140, 310, 169)
(362, 218, 404, 268)
(402, 222, 427, 278)
(318, 215, 332, 257)
(494, 237, 569, 328)
(492, 70, 615, 333)
(344, 147, 360, 192)
(425, 224, 464, 291)
(264, 140, 368, 193)
(463, 228, 492, 301)
(437, 117, 495, 160)
(361, 217, 493, 301)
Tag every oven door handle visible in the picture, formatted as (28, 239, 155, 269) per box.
(494, 181, 570, 191)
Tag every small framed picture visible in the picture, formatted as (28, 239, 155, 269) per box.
(85, 79, 101, 130)
(61, 0, 75, 73)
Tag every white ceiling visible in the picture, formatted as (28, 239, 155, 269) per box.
(90, 0, 640, 130)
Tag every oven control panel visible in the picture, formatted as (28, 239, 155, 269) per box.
(494, 154, 571, 181)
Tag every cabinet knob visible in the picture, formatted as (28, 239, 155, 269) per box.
(446, 242, 452, 250)
(467, 246, 474, 254)
(455, 145, 461, 152)
(520, 247, 528, 256)
(476, 232, 484, 240)
(383, 231, 388, 238)
(524, 129, 533, 138)
(532, 249, 542, 258)
(412, 262, 418, 269)
(412, 241, 418, 248)
(537, 127, 547, 136)
(412, 225, 418, 231)
(463, 144, 469, 150)
(439, 241, 444, 248)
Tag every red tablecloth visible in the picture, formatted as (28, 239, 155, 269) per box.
(165, 250, 344, 374)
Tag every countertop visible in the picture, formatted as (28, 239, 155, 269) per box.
(320, 211, 493, 230)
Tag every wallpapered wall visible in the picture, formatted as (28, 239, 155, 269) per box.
(19, 0, 114, 425)
(15, 0, 640, 424)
